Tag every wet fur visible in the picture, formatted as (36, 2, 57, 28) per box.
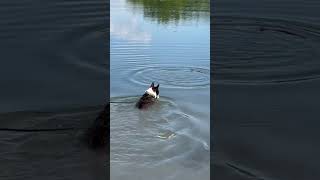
(136, 93, 157, 109)
(87, 104, 109, 149)
(136, 82, 159, 110)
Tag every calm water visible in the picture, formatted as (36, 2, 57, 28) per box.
(110, 0, 210, 179)
(213, 0, 320, 179)
(0, 1, 108, 179)
(0, 1, 107, 113)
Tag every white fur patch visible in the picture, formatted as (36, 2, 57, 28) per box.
(145, 87, 159, 99)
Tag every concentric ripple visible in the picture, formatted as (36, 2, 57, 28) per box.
(213, 16, 320, 84)
(129, 66, 210, 89)
(110, 96, 209, 167)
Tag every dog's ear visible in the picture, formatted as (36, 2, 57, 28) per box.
(156, 84, 159, 88)
(150, 82, 154, 87)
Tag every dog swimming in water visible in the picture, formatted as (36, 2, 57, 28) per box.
(136, 82, 160, 109)
(87, 104, 108, 149)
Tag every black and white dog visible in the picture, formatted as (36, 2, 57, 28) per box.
(136, 82, 160, 109)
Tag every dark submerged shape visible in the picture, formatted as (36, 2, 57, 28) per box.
(87, 104, 109, 149)
(136, 82, 160, 110)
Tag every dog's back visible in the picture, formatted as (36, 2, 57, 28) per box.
(87, 104, 108, 149)
(136, 93, 156, 109)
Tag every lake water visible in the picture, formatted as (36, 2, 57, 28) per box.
(110, 0, 210, 179)
(0, 0, 108, 179)
(213, 0, 320, 179)
(2, 0, 317, 179)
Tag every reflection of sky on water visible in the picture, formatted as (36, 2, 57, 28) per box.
(110, 0, 209, 44)
(110, 18, 152, 43)
(110, 0, 151, 43)
(111, 1, 210, 179)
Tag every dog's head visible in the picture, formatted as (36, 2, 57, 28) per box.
(145, 82, 160, 99)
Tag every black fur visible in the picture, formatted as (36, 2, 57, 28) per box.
(136, 93, 157, 109)
(136, 82, 160, 110)
(87, 104, 109, 149)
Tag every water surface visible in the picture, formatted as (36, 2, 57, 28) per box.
(110, 0, 210, 179)
(0, 1, 108, 179)
(212, 0, 320, 179)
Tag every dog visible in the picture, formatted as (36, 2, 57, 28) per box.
(136, 82, 160, 109)
(87, 104, 108, 149)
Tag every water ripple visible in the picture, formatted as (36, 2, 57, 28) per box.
(110, 96, 209, 167)
(129, 65, 210, 89)
(213, 16, 320, 85)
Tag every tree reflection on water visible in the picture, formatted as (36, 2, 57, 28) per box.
(127, 0, 209, 24)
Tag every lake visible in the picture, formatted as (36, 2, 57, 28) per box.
(0, 0, 108, 179)
(110, 0, 210, 180)
(212, 0, 320, 179)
